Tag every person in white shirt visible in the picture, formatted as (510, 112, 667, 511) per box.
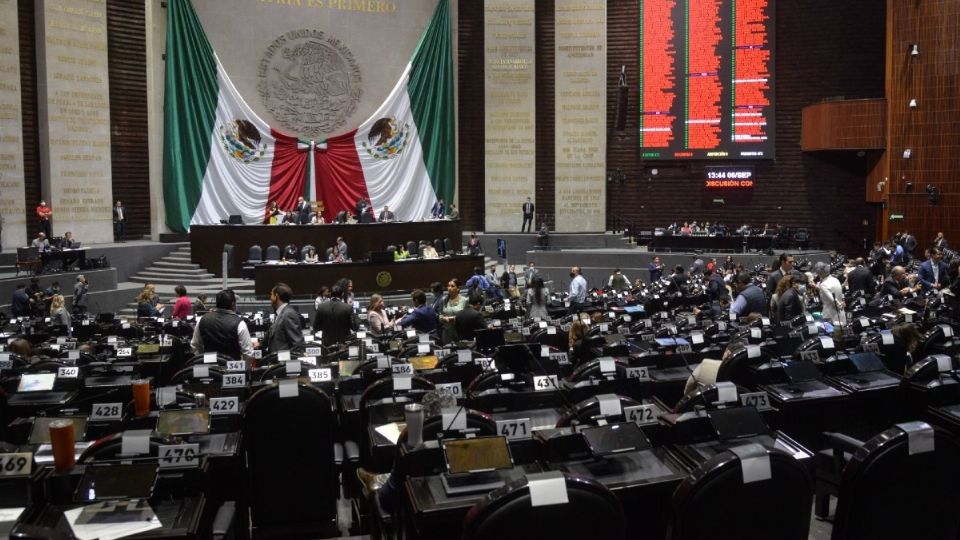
(568, 266, 588, 314)
(814, 262, 845, 324)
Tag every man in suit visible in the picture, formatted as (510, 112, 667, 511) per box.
(431, 198, 445, 219)
(355, 198, 369, 220)
(360, 206, 376, 223)
(336, 236, 349, 260)
(918, 248, 949, 291)
(455, 292, 487, 341)
(398, 289, 438, 333)
(521, 197, 534, 232)
(901, 231, 918, 263)
(765, 253, 795, 301)
(846, 257, 875, 297)
(666, 265, 689, 294)
(296, 196, 311, 224)
(113, 200, 126, 241)
(379, 205, 395, 222)
(523, 262, 539, 286)
(267, 282, 304, 353)
(312, 285, 359, 347)
(648, 256, 664, 282)
(880, 266, 919, 300)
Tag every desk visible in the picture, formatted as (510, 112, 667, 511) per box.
(10, 497, 205, 539)
(404, 465, 540, 540)
(548, 448, 689, 540)
(191, 220, 463, 277)
(647, 234, 777, 252)
(254, 255, 484, 295)
(40, 248, 87, 272)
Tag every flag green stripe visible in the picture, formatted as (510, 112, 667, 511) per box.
(162, 0, 219, 233)
(408, 0, 454, 205)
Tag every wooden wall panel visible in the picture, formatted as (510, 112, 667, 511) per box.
(884, 0, 960, 250)
(534, 0, 554, 229)
(106, 0, 149, 240)
(801, 99, 886, 151)
(18, 0, 39, 241)
(456, 0, 484, 232)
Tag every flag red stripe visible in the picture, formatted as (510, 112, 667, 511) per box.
(265, 129, 308, 222)
(314, 129, 370, 222)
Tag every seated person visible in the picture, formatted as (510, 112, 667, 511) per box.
(136, 288, 164, 317)
(360, 206, 377, 223)
(303, 246, 319, 263)
(467, 233, 481, 255)
(379, 205, 396, 222)
(421, 241, 439, 259)
(283, 244, 299, 261)
(394, 244, 410, 260)
(310, 210, 325, 224)
(327, 245, 346, 263)
(62, 231, 79, 248)
(682, 341, 744, 397)
(31, 232, 50, 252)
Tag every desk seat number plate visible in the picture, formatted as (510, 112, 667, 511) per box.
(496, 418, 531, 440)
(623, 404, 659, 426)
(0, 453, 32, 477)
(158, 444, 200, 469)
(740, 392, 773, 411)
(210, 396, 240, 415)
(90, 403, 122, 422)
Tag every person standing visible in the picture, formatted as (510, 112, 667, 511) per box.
(918, 247, 949, 291)
(648, 256, 664, 282)
(312, 285, 359, 346)
(267, 282, 304, 353)
(521, 197, 535, 232)
(607, 268, 630, 291)
(50, 294, 71, 329)
(112, 200, 127, 241)
(568, 266, 587, 314)
(172, 285, 193, 319)
(190, 289, 254, 360)
(336, 236, 349, 260)
(73, 275, 88, 315)
(524, 262, 539, 286)
(11, 284, 32, 317)
(765, 253, 795, 302)
(36, 200, 52, 239)
(398, 289, 438, 333)
(526, 276, 549, 320)
(814, 262, 844, 324)
(431, 198, 445, 219)
(367, 294, 396, 336)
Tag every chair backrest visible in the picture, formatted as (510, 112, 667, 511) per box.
(716, 343, 773, 386)
(669, 445, 813, 540)
(247, 245, 262, 262)
(674, 383, 743, 413)
(243, 383, 338, 533)
(555, 394, 641, 427)
(79, 431, 172, 463)
(167, 365, 226, 387)
(17, 246, 39, 261)
(284, 244, 299, 261)
(433, 238, 444, 253)
(462, 473, 625, 540)
(265, 245, 280, 261)
(387, 245, 397, 254)
(832, 422, 960, 540)
(405, 241, 417, 256)
(444, 237, 454, 253)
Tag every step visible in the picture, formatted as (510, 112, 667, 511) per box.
(135, 270, 215, 279)
(129, 276, 222, 286)
(143, 266, 211, 276)
(152, 260, 203, 270)
(166, 253, 192, 261)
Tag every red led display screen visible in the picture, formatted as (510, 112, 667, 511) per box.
(638, 0, 774, 160)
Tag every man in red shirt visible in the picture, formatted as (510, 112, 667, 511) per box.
(36, 200, 52, 238)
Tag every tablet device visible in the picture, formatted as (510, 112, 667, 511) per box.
(443, 436, 513, 475)
(30, 415, 88, 444)
(581, 422, 651, 457)
(784, 361, 821, 383)
(18, 373, 57, 392)
(75, 463, 158, 502)
(156, 408, 210, 437)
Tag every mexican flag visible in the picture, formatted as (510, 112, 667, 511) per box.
(162, 0, 454, 232)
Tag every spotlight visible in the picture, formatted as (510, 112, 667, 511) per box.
(909, 98, 918, 108)
(911, 44, 919, 56)
(903, 148, 912, 159)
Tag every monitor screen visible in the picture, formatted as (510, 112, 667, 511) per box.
(581, 422, 651, 457)
(156, 409, 210, 437)
(848, 352, 885, 373)
(709, 407, 769, 440)
(18, 373, 57, 393)
(30, 416, 88, 444)
(443, 436, 513, 475)
(75, 463, 158, 502)
(784, 361, 821, 383)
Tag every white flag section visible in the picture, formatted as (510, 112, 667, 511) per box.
(191, 56, 275, 227)
(354, 63, 438, 222)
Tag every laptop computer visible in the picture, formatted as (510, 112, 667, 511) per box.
(30, 415, 88, 445)
(74, 462, 158, 502)
(581, 422, 652, 457)
(7, 374, 75, 406)
(441, 436, 514, 494)
(708, 407, 769, 441)
(156, 409, 210, 437)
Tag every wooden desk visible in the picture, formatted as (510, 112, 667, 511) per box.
(191, 220, 463, 277)
(253, 255, 484, 296)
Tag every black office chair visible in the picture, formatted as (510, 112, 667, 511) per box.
(243, 245, 263, 279)
(258, 360, 315, 381)
(826, 422, 960, 539)
(244, 382, 340, 538)
(406, 241, 418, 257)
(183, 352, 237, 367)
(859, 331, 910, 373)
(462, 473, 625, 540)
(715, 343, 776, 386)
(283, 243, 299, 261)
(444, 237, 454, 254)
(386, 245, 397, 257)
(264, 245, 280, 261)
(555, 394, 642, 427)
(79, 431, 174, 462)
(433, 238, 444, 254)
(674, 382, 744, 414)
(167, 365, 226, 387)
(668, 445, 813, 540)
(163, 320, 194, 339)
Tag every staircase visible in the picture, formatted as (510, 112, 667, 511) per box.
(119, 246, 255, 317)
